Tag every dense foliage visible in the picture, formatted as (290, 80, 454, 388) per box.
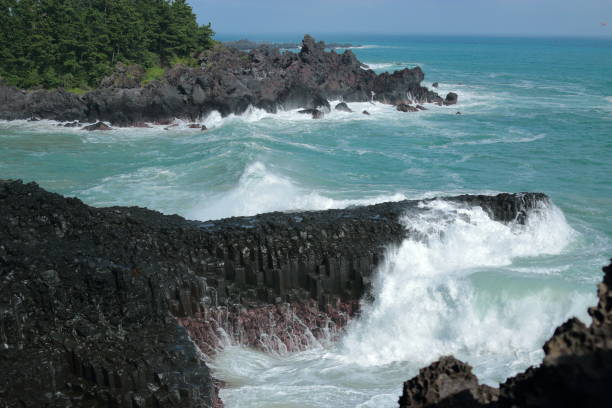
(0, 0, 214, 89)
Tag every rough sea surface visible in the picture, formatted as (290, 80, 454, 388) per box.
(1, 35, 611, 407)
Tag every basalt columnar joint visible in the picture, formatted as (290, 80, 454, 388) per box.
(0, 180, 546, 407)
(0, 35, 445, 126)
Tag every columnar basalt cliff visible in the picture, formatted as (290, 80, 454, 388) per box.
(0, 35, 446, 126)
(398, 260, 612, 408)
(0, 180, 543, 407)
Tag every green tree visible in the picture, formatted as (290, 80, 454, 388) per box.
(0, 0, 215, 89)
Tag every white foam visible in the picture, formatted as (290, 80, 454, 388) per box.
(362, 62, 422, 71)
(187, 161, 407, 221)
(338, 200, 581, 375)
(212, 200, 594, 407)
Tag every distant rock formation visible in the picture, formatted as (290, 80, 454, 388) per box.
(0, 35, 446, 126)
(398, 260, 612, 408)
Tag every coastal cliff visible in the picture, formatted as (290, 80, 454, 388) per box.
(0, 36, 445, 126)
(0, 180, 543, 407)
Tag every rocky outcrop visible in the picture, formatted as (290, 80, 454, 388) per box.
(443, 92, 458, 106)
(398, 260, 612, 408)
(82, 121, 112, 131)
(0, 180, 545, 407)
(0, 35, 447, 126)
(335, 102, 353, 112)
(399, 357, 499, 408)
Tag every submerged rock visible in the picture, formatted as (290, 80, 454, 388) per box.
(298, 108, 325, 119)
(397, 103, 419, 112)
(363, 110, 371, 115)
(81, 121, 112, 131)
(335, 102, 353, 112)
(444, 92, 458, 105)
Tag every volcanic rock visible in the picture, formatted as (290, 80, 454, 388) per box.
(397, 103, 419, 112)
(298, 108, 324, 119)
(82, 121, 112, 131)
(398, 356, 499, 408)
(444, 92, 458, 106)
(335, 102, 353, 112)
(0, 35, 446, 126)
(0, 180, 547, 407)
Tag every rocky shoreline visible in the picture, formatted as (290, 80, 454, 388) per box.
(0, 180, 545, 407)
(0, 35, 455, 127)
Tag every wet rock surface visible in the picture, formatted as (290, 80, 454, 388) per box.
(0, 180, 545, 406)
(0, 35, 445, 126)
(398, 260, 612, 408)
(399, 356, 499, 408)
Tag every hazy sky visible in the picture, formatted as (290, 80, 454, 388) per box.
(191, 0, 611, 37)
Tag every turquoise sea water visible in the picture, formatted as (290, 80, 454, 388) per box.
(1, 35, 611, 407)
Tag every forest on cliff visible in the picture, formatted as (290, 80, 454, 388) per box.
(0, 0, 214, 89)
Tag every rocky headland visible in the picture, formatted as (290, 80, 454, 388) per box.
(0, 35, 452, 126)
(0, 180, 543, 407)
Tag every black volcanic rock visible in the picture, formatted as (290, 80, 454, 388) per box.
(335, 102, 353, 112)
(0, 35, 445, 126)
(444, 92, 458, 106)
(398, 260, 612, 408)
(398, 357, 499, 408)
(0, 180, 547, 407)
(82, 121, 112, 131)
(397, 103, 419, 112)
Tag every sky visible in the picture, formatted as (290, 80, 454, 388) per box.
(191, 0, 612, 38)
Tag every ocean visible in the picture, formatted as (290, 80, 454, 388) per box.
(1, 35, 611, 407)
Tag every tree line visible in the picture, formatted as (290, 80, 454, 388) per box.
(0, 0, 214, 89)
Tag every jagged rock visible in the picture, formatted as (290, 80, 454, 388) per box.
(398, 356, 499, 408)
(0, 35, 444, 126)
(201, 125, 208, 131)
(444, 92, 458, 106)
(81, 121, 112, 131)
(63, 121, 81, 127)
(397, 103, 419, 112)
(432, 82, 439, 88)
(397, 260, 612, 408)
(363, 110, 371, 115)
(335, 102, 353, 112)
(416, 105, 426, 110)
